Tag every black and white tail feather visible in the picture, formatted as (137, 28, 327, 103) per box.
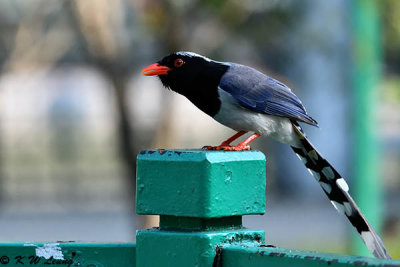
(291, 122, 391, 259)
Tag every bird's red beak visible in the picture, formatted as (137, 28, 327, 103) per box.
(141, 63, 171, 76)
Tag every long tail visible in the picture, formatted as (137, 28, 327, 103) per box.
(290, 122, 391, 259)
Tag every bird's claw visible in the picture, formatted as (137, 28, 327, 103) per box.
(202, 145, 251, 151)
(224, 145, 251, 151)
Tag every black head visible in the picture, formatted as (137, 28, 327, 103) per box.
(142, 52, 229, 93)
(141, 52, 230, 116)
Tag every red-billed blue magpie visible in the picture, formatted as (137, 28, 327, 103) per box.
(141, 51, 391, 259)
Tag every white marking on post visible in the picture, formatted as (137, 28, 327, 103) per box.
(35, 243, 64, 260)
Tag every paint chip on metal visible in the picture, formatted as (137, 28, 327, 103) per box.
(35, 243, 64, 260)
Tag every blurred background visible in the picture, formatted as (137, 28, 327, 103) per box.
(0, 0, 398, 259)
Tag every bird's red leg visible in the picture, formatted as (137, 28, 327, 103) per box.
(203, 131, 247, 150)
(203, 132, 261, 151)
(222, 133, 261, 151)
(219, 131, 247, 146)
(238, 133, 261, 147)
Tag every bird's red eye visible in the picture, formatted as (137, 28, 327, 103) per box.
(174, 58, 184, 68)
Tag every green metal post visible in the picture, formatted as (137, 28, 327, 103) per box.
(135, 149, 266, 266)
(351, 0, 384, 257)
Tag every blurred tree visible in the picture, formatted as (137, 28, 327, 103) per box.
(0, 0, 145, 216)
(139, 0, 184, 149)
(67, 0, 139, 197)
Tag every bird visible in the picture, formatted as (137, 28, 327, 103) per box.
(141, 51, 391, 259)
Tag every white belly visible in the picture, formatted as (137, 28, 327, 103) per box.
(214, 89, 301, 147)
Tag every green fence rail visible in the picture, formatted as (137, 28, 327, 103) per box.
(0, 149, 399, 267)
(0, 242, 135, 266)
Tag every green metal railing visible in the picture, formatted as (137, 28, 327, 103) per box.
(0, 149, 399, 266)
(135, 149, 400, 267)
(0, 243, 135, 266)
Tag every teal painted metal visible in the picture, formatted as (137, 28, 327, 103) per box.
(351, 0, 384, 257)
(0, 242, 135, 266)
(136, 228, 264, 266)
(136, 149, 266, 217)
(136, 149, 266, 266)
(221, 246, 400, 267)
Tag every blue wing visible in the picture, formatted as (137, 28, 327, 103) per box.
(219, 63, 318, 126)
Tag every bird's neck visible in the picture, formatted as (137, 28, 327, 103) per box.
(176, 63, 229, 117)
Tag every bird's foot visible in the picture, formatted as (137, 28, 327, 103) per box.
(202, 145, 251, 151)
(222, 145, 251, 151)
